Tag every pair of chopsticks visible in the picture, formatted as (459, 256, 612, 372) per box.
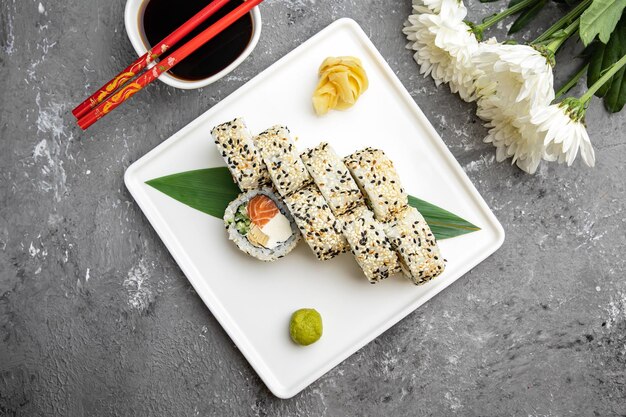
(73, 0, 264, 130)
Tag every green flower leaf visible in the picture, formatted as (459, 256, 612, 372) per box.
(579, 0, 626, 45)
(145, 167, 481, 240)
(508, 0, 549, 34)
(587, 14, 626, 111)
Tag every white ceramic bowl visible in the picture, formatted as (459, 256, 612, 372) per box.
(124, 0, 262, 90)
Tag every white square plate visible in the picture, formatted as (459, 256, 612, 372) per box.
(124, 18, 505, 398)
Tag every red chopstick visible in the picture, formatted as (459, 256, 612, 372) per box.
(72, 0, 232, 120)
(78, 0, 263, 130)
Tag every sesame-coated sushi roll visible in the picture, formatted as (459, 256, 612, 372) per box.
(211, 118, 271, 191)
(224, 188, 300, 262)
(254, 126, 312, 197)
(284, 185, 348, 261)
(384, 206, 445, 285)
(344, 148, 408, 222)
(301, 142, 365, 216)
(339, 206, 401, 283)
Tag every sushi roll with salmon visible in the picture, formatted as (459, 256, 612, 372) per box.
(211, 118, 271, 191)
(254, 126, 312, 197)
(339, 206, 401, 283)
(384, 206, 446, 285)
(301, 142, 365, 216)
(284, 184, 348, 261)
(224, 188, 300, 261)
(343, 148, 408, 222)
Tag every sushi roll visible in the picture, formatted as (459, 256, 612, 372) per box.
(254, 126, 312, 197)
(301, 142, 365, 216)
(339, 206, 401, 283)
(384, 206, 446, 285)
(343, 148, 408, 222)
(284, 185, 348, 261)
(224, 188, 300, 262)
(211, 118, 271, 191)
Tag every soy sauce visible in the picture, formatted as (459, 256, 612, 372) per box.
(142, 0, 253, 81)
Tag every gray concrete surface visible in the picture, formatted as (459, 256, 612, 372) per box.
(1, 0, 625, 415)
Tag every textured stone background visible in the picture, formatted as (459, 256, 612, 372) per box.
(1, 0, 625, 415)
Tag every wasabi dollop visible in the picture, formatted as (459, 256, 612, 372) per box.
(289, 308, 323, 346)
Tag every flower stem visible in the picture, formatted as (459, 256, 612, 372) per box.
(555, 63, 589, 100)
(471, 0, 542, 40)
(545, 18, 580, 54)
(532, 0, 592, 44)
(581, 53, 626, 103)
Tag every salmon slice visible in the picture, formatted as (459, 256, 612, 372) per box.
(247, 195, 278, 227)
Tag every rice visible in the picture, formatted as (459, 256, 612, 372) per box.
(384, 206, 445, 285)
(301, 142, 365, 216)
(254, 126, 312, 197)
(339, 206, 401, 283)
(284, 185, 348, 260)
(343, 148, 408, 222)
(211, 118, 271, 191)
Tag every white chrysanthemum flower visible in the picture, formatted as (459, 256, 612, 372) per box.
(404, 14, 455, 86)
(473, 43, 555, 110)
(404, 0, 481, 101)
(477, 98, 595, 173)
(478, 99, 546, 174)
(531, 101, 595, 167)
(471, 43, 559, 173)
(411, 0, 467, 16)
(434, 22, 481, 101)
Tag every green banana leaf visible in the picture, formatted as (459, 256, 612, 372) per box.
(146, 167, 481, 240)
